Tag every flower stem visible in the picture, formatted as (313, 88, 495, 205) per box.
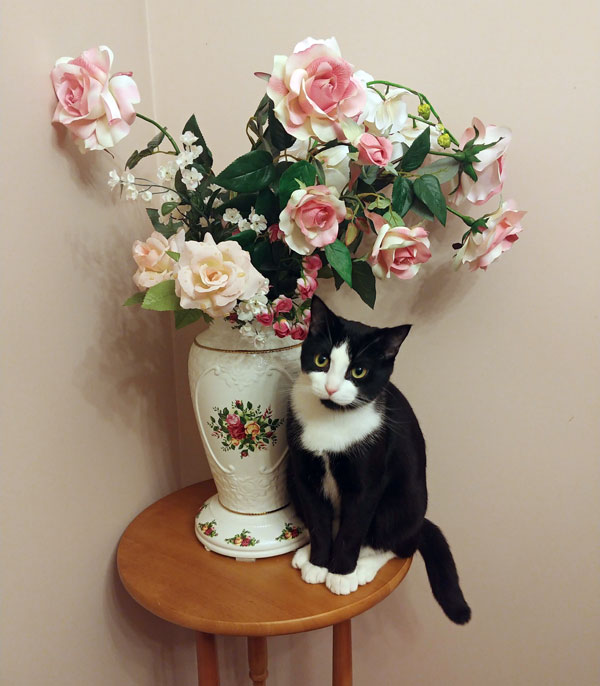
(136, 113, 180, 154)
(367, 80, 459, 146)
(447, 205, 475, 226)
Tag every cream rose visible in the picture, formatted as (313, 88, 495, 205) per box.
(279, 184, 346, 255)
(50, 45, 140, 152)
(454, 200, 525, 271)
(174, 233, 266, 317)
(132, 228, 184, 290)
(267, 37, 366, 142)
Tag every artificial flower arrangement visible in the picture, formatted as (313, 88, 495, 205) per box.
(50, 38, 525, 344)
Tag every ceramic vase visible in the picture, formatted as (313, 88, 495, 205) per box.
(188, 319, 308, 559)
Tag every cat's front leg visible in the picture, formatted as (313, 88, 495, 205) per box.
(291, 482, 333, 584)
(325, 497, 379, 595)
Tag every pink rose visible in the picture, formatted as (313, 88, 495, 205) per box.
(241, 538, 251, 546)
(302, 255, 322, 276)
(280, 185, 346, 255)
(454, 199, 525, 271)
(272, 296, 293, 315)
(268, 223, 285, 243)
(175, 233, 266, 317)
(454, 117, 512, 205)
(302, 309, 312, 326)
(226, 413, 246, 440)
(357, 133, 393, 167)
(369, 222, 431, 279)
(296, 274, 318, 300)
(291, 323, 309, 341)
(273, 319, 292, 338)
(256, 309, 274, 326)
(50, 45, 140, 152)
(267, 37, 366, 142)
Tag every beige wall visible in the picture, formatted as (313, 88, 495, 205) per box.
(1, 0, 599, 684)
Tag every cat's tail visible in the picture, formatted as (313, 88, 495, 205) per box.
(418, 518, 471, 625)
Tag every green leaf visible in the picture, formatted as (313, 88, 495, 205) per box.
(142, 280, 180, 311)
(182, 114, 213, 170)
(146, 208, 182, 239)
(165, 250, 180, 262)
(125, 147, 154, 171)
(367, 196, 390, 210)
(266, 104, 296, 152)
(146, 130, 165, 150)
(174, 309, 207, 329)
(227, 230, 257, 250)
(413, 158, 460, 184)
(213, 150, 276, 193)
(413, 174, 447, 225)
(383, 209, 404, 227)
(146, 208, 162, 231)
(278, 161, 317, 207)
(312, 157, 326, 185)
(254, 188, 278, 223)
(360, 165, 379, 184)
(123, 292, 145, 306)
(411, 198, 434, 221)
(251, 240, 273, 271)
(325, 240, 353, 287)
(400, 127, 431, 172)
(462, 163, 478, 182)
(161, 201, 180, 216)
(391, 177, 413, 217)
(351, 261, 376, 308)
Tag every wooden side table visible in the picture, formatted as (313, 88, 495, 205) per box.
(117, 480, 411, 686)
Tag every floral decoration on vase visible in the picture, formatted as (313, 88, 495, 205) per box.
(225, 529, 259, 547)
(276, 523, 303, 541)
(50, 38, 526, 345)
(208, 401, 283, 456)
(197, 519, 218, 538)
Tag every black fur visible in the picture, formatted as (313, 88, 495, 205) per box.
(287, 296, 471, 625)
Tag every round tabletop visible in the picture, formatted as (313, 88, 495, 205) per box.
(117, 480, 412, 637)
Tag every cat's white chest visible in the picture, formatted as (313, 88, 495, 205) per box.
(291, 377, 382, 454)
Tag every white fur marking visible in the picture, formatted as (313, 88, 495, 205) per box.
(321, 454, 340, 513)
(291, 375, 382, 453)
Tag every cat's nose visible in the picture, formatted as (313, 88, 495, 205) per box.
(325, 385, 337, 396)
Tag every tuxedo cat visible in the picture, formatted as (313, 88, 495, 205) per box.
(286, 295, 471, 624)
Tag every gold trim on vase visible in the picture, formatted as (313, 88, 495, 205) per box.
(217, 497, 290, 516)
(193, 339, 302, 354)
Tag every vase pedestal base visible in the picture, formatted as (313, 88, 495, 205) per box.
(194, 494, 308, 560)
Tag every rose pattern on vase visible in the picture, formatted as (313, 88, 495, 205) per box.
(275, 523, 303, 542)
(208, 400, 283, 456)
(225, 529, 259, 547)
(196, 519, 218, 538)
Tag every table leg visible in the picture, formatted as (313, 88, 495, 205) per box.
(332, 620, 352, 686)
(196, 632, 219, 686)
(247, 636, 268, 686)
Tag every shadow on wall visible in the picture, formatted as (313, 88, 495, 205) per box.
(54, 127, 182, 489)
(106, 551, 196, 686)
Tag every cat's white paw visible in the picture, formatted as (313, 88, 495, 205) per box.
(292, 544, 310, 570)
(301, 562, 329, 584)
(355, 550, 396, 585)
(355, 558, 379, 586)
(326, 570, 359, 595)
(292, 545, 328, 584)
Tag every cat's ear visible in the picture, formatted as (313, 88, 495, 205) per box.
(308, 295, 335, 336)
(379, 324, 411, 359)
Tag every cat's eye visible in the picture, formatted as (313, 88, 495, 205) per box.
(351, 366, 368, 379)
(314, 353, 329, 368)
